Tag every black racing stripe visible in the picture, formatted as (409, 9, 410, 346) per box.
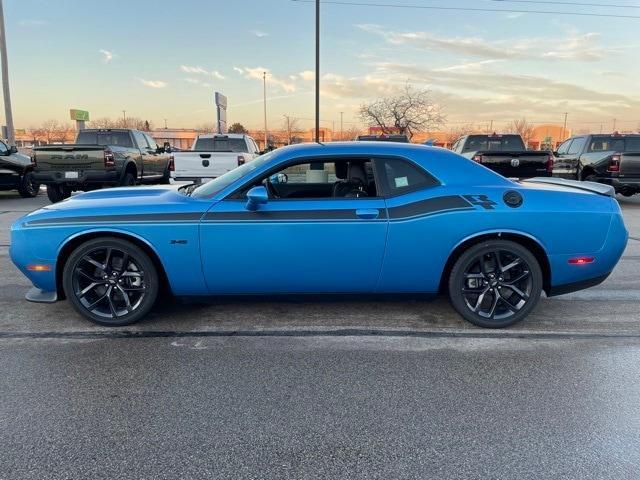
(204, 209, 388, 221)
(25, 212, 204, 226)
(388, 195, 473, 220)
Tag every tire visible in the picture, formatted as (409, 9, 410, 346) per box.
(448, 240, 543, 328)
(62, 237, 159, 326)
(120, 172, 136, 187)
(18, 171, 40, 198)
(46, 184, 71, 203)
(160, 166, 171, 185)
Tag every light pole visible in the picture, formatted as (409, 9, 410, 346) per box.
(283, 114, 291, 144)
(122, 110, 127, 127)
(612, 118, 617, 132)
(263, 71, 268, 150)
(561, 112, 568, 141)
(315, 0, 320, 143)
(340, 112, 343, 141)
(0, 0, 15, 145)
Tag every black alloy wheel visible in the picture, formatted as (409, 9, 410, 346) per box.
(63, 237, 159, 326)
(18, 171, 40, 198)
(448, 240, 542, 328)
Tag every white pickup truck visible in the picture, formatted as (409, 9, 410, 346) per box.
(171, 134, 261, 183)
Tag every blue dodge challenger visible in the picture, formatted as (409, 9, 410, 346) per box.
(10, 142, 628, 328)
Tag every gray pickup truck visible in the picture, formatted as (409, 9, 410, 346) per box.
(33, 128, 173, 203)
(0, 140, 40, 198)
(553, 133, 640, 197)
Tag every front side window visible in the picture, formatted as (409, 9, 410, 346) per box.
(132, 131, 149, 150)
(0, 141, 8, 155)
(234, 158, 378, 200)
(556, 139, 573, 155)
(376, 158, 439, 195)
(144, 134, 158, 150)
(567, 137, 586, 155)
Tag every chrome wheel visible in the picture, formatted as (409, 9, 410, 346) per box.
(461, 250, 533, 321)
(72, 246, 147, 320)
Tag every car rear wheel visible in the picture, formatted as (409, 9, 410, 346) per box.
(46, 184, 71, 203)
(62, 237, 159, 326)
(448, 240, 543, 328)
(18, 171, 40, 198)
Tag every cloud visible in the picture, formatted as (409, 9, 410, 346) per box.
(99, 49, 115, 63)
(19, 19, 48, 27)
(137, 78, 167, 89)
(251, 30, 269, 37)
(185, 78, 200, 84)
(299, 70, 315, 81)
(180, 65, 208, 75)
(356, 24, 613, 62)
(212, 70, 225, 80)
(234, 66, 296, 92)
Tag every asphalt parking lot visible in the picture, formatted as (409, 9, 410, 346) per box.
(1, 190, 640, 479)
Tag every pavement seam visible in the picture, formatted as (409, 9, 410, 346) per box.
(2, 328, 640, 341)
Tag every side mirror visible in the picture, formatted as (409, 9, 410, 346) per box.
(246, 185, 268, 211)
(552, 151, 559, 157)
(9, 145, 17, 154)
(163, 142, 172, 153)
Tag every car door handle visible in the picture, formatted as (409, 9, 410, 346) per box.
(356, 208, 380, 219)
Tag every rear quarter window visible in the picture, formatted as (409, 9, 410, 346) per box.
(377, 158, 439, 196)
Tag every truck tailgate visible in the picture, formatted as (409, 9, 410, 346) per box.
(478, 151, 550, 178)
(173, 151, 238, 179)
(33, 145, 106, 172)
(620, 152, 640, 177)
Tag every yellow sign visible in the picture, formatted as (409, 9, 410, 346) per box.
(70, 109, 90, 121)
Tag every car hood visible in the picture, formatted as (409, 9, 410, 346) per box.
(17, 185, 211, 226)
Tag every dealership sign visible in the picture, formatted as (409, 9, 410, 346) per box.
(69, 109, 90, 122)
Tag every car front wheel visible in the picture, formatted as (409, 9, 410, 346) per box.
(18, 171, 40, 198)
(448, 240, 543, 328)
(62, 237, 159, 326)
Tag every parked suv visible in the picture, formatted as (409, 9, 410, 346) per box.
(0, 140, 40, 198)
(33, 129, 173, 203)
(553, 133, 640, 196)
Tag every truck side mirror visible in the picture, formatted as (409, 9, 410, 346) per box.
(9, 145, 17, 154)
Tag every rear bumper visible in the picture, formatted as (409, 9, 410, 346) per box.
(546, 273, 610, 297)
(591, 176, 640, 190)
(33, 169, 120, 186)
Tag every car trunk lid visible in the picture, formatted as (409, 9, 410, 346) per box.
(522, 177, 615, 197)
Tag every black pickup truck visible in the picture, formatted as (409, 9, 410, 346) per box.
(451, 134, 553, 179)
(33, 129, 173, 203)
(552, 133, 640, 197)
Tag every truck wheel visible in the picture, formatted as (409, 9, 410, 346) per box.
(18, 172, 40, 198)
(62, 237, 159, 326)
(120, 172, 136, 187)
(160, 167, 171, 185)
(46, 184, 71, 203)
(448, 240, 543, 328)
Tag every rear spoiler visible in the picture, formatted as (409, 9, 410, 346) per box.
(523, 177, 615, 197)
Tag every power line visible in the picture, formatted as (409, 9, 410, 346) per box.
(291, 0, 640, 19)
(491, 0, 640, 9)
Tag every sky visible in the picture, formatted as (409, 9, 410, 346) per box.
(5, 0, 640, 133)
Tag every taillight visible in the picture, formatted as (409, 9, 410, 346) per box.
(472, 154, 483, 163)
(607, 153, 621, 173)
(546, 155, 554, 173)
(237, 155, 246, 166)
(168, 156, 175, 172)
(104, 149, 115, 167)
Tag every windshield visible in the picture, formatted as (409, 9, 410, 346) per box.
(588, 136, 640, 152)
(76, 131, 133, 148)
(462, 135, 525, 153)
(190, 152, 274, 198)
(193, 137, 249, 153)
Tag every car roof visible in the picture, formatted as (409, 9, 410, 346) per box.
(196, 134, 248, 139)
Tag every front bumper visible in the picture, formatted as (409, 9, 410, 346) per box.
(0, 170, 20, 189)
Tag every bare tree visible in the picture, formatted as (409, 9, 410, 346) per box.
(444, 124, 475, 147)
(281, 117, 303, 144)
(88, 117, 116, 129)
(359, 83, 445, 139)
(507, 118, 536, 147)
(341, 125, 364, 141)
(34, 119, 73, 144)
(195, 123, 215, 134)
